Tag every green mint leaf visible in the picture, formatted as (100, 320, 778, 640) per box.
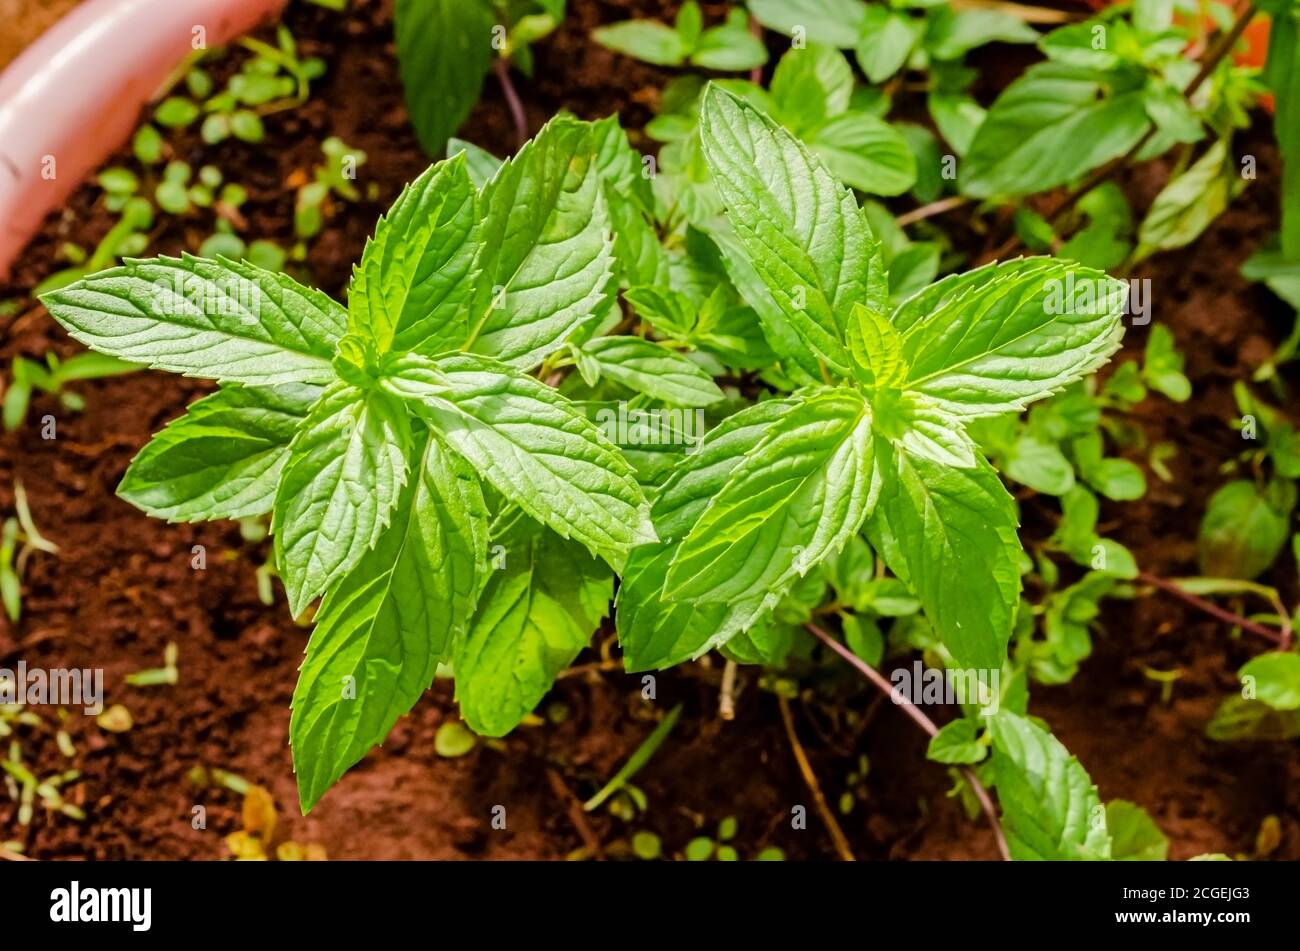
(708, 228, 826, 385)
(924, 8, 1038, 61)
(447, 138, 503, 190)
(666, 389, 876, 607)
(349, 155, 477, 356)
(1072, 431, 1145, 501)
(273, 383, 413, 616)
(770, 44, 854, 135)
(652, 400, 799, 542)
(383, 352, 654, 569)
(926, 718, 987, 765)
(1198, 478, 1296, 580)
(41, 254, 345, 385)
(895, 258, 1126, 419)
(721, 617, 797, 667)
(883, 391, 980, 469)
(291, 433, 488, 812)
(960, 63, 1150, 199)
(809, 112, 917, 197)
(394, 0, 494, 155)
(866, 440, 1021, 671)
(846, 302, 905, 389)
(618, 545, 747, 671)
(1058, 182, 1135, 270)
(1006, 434, 1076, 495)
(692, 11, 769, 71)
(1207, 695, 1300, 742)
(1142, 324, 1191, 402)
(749, 0, 868, 48)
(1134, 138, 1236, 261)
(855, 7, 922, 83)
(928, 92, 986, 157)
(118, 382, 319, 522)
(466, 118, 618, 370)
(841, 612, 884, 664)
(988, 710, 1112, 860)
(609, 200, 667, 290)
(676, 1, 704, 50)
(578, 336, 724, 407)
(1106, 800, 1169, 860)
(455, 519, 613, 735)
(1239, 652, 1300, 711)
(593, 20, 689, 66)
(1142, 83, 1204, 153)
(624, 285, 697, 337)
(592, 117, 667, 288)
(616, 400, 797, 670)
(1038, 21, 1128, 71)
(699, 84, 886, 377)
(592, 115, 655, 218)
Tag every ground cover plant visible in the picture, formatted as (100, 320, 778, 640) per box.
(1, 0, 1299, 862)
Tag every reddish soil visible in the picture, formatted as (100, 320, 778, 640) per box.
(0, 0, 1296, 861)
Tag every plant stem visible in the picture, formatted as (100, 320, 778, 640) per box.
(719, 659, 738, 720)
(804, 622, 1012, 862)
(545, 767, 605, 859)
(1136, 571, 1284, 644)
(749, 17, 765, 84)
(776, 694, 856, 862)
(556, 658, 625, 679)
(1186, 0, 1258, 99)
(494, 57, 528, 149)
(896, 195, 970, 227)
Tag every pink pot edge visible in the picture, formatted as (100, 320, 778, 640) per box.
(0, 0, 288, 282)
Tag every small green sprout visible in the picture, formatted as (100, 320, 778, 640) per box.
(434, 721, 477, 758)
(295, 137, 369, 242)
(1, 482, 59, 623)
(125, 643, 179, 687)
(583, 704, 682, 812)
(3, 351, 138, 431)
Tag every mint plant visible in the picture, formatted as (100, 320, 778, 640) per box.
(40, 116, 651, 811)
(618, 86, 1126, 676)
(958, 2, 1233, 199)
(38, 76, 1130, 815)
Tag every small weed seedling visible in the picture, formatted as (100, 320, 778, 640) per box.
(1, 482, 59, 623)
(147, 25, 325, 149)
(294, 137, 370, 248)
(595, 1, 767, 72)
(3, 351, 137, 432)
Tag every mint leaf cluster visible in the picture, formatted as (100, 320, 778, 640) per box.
(618, 86, 1126, 676)
(40, 84, 1128, 813)
(42, 117, 653, 811)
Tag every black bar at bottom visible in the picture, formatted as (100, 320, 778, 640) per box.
(0, 859, 1285, 937)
